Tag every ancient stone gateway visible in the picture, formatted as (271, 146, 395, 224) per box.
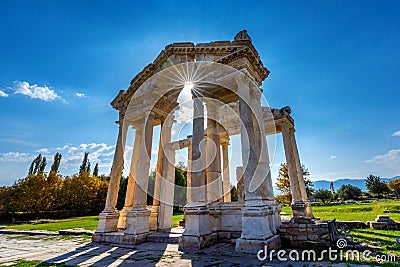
(93, 30, 313, 253)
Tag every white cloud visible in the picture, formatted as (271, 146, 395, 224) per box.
(35, 148, 50, 154)
(75, 93, 85, 98)
(329, 155, 336, 160)
(0, 152, 33, 162)
(0, 90, 8, 97)
(392, 131, 400, 137)
(365, 149, 400, 164)
(12, 81, 60, 101)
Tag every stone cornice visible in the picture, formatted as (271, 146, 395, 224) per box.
(111, 31, 269, 111)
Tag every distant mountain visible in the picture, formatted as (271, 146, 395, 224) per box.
(312, 176, 399, 192)
(272, 176, 399, 195)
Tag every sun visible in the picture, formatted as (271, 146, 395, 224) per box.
(183, 81, 194, 91)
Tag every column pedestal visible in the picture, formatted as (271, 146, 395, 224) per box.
(180, 204, 215, 249)
(149, 206, 159, 231)
(291, 202, 307, 217)
(117, 207, 132, 230)
(235, 202, 281, 253)
(124, 207, 151, 236)
(96, 212, 120, 233)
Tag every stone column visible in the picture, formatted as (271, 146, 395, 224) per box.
(186, 138, 192, 204)
(96, 115, 127, 233)
(250, 88, 275, 201)
(124, 111, 155, 237)
(250, 87, 276, 234)
(221, 141, 231, 202)
(235, 75, 278, 254)
(282, 123, 306, 217)
(149, 120, 165, 231)
(117, 125, 143, 229)
(291, 128, 314, 218)
(157, 115, 176, 229)
(205, 100, 222, 203)
(180, 92, 212, 249)
(236, 166, 244, 203)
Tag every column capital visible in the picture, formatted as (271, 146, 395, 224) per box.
(221, 140, 229, 149)
(281, 122, 294, 135)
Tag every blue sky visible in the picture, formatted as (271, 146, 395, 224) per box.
(0, 0, 399, 186)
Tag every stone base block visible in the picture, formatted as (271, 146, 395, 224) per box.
(240, 203, 273, 240)
(95, 212, 119, 233)
(291, 202, 306, 217)
(235, 234, 281, 254)
(179, 232, 218, 249)
(124, 208, 151, 235)
(117, 208, 131, 230)
(92, 231, 147, 245)
(149, 206, 159, 231)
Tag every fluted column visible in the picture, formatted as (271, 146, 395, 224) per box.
(190, 94, 206, 204)
(186, 138, 192, 204)
(125, 111, 155, 235)
(96, 113, 128, 233)
(282, 123, 306, 217)
(250, 87, 276, 234)
(291, 128, 314, 218)
(205, 100, 222, 203)
(149, 120, 165, 231)
(236, 166, 244, 203)
(235, 74, 274, 253)
(117, 125, 143, 229)
(157, 115, 176, 229)
(133, 111, 155, 208)
(181, 91, 211, 249)
(221, 141, 231, 202)
(250, 88, 275, 201)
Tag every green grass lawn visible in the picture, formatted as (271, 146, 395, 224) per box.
(4, 214, 185, 231)
(351, 228, 400, 258)
(281, 199, 400, 222)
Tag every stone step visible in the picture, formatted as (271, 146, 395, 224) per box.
(146, 227, 184, 244)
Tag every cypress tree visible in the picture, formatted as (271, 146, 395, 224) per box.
(93, 163, 99, 177)
(50, 153, 62, 173)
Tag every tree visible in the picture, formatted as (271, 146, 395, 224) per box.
(38, 156, 47, 173)
(366, 174, 390, 198)
(93, 163, 99, 177)
(389, 178, 400, 199)
(313, 189, 333, 203)
(275, 163, 314, 200)
(50, 153, 62, 173)
(174, 165, 187, 210)
(230, 186, 238, 202)
(337, 184, 362, 200)
(79, 152, 91, 174)
(28, 154, 46, 176)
